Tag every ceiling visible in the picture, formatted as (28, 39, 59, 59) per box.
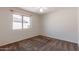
(20, 7, 60, 15)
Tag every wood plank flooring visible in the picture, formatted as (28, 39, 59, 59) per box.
(0, 35, 78, 51)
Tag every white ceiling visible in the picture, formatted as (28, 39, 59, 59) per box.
(20, 7, 60, 15)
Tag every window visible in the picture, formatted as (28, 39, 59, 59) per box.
(13, 14, 31, 30)
(13, 14, 22, 29)
(23, 16, 30, 29)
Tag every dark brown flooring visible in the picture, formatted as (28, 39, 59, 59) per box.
(0, 35, 78, 51)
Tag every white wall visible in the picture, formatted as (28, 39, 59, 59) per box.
(41, 8, 78, 43)
(0, 8, 41, 46)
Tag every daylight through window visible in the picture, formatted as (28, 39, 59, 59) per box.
(13, 14, 31, 30)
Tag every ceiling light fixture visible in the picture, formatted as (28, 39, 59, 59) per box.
(40, 8, 43, 13)
(39, 7, 48, 13)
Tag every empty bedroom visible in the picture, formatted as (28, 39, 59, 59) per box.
(0, 7, 79, 51)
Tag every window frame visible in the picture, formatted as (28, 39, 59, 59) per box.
(12, 14, 31, 30)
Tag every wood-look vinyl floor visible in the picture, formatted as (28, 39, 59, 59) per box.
(0, 35, 78, 51)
